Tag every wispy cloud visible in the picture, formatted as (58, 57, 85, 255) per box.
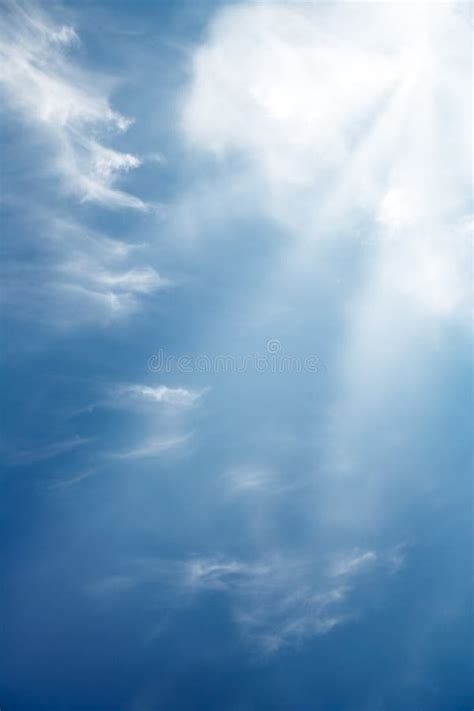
(54, 261, 169, 318)
(72, 383, 206, 421)
(50, 465, 102, 489)
(1, 3, 170, 327)
(179, 547, 405, 651)
(8, 434, 93, 465)
(88, 547, 402, 653)
(52, 221, 170, 319)
(178, 554, 353, 652)
(112, 434, 191, 460)
(0, 0, 146, 209)
(114, 384, 206, 408)
(221, 465, 293, 497)
(330, 550, 377, 578)
(222, 466, 273, 494)
(3, 218, 170, 325)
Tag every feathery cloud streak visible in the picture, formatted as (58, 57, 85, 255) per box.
(0, 0, 145, 208)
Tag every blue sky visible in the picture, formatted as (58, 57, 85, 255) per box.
(0, 1, 472, 709)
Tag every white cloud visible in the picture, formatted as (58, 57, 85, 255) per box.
(0, 4, 168, 326)
(3, 217, 170, 325)
(115, 384, 205, 408)
(183, 3, 396, 187)
(9, 435, 93, 465)
(89, 547, 402, 653)
(113, 434, 191, 460)
(330, 550, 377, 577)
(222, 466, 274, 493)
(0, 1, 145, 209)
(57, 262, 168, 304)
(221, 465, 293, 497)
(181, 0, 472, 321)
(52, 222, 170, 318)
(51, 466, 101, 489)
(180, 555, 351, 652)
(182, 557, 271, 591)
(179, 548, 403, 651)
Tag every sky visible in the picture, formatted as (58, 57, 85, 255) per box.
(0, 1, 472, 709)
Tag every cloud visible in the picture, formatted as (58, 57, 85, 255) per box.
(112, 434, 191, 460)
(52, 222, 170, 319)
(3, 218, 170, 325)
(178, 555, 350, 652)
(89, 547, 401, 653)
(0, 0, 145, 209)
(222, 466, 273, 493)
(181, 547, 404, 651)
(73, 383, 205, 420)
(221, 465, 293, 497)
(182, 557, 271, 591)
(180, 0, 471, 321)
(50, 465, 102, 489)
(177, 0, 473, 554)
(55, 262, 169, 315)
(0, 3, 168, 327)
(182, 3, 396, 187)
(115, 384, 206, 408)
(8, 435, 93, 465)
(330, 550, 377, 578)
